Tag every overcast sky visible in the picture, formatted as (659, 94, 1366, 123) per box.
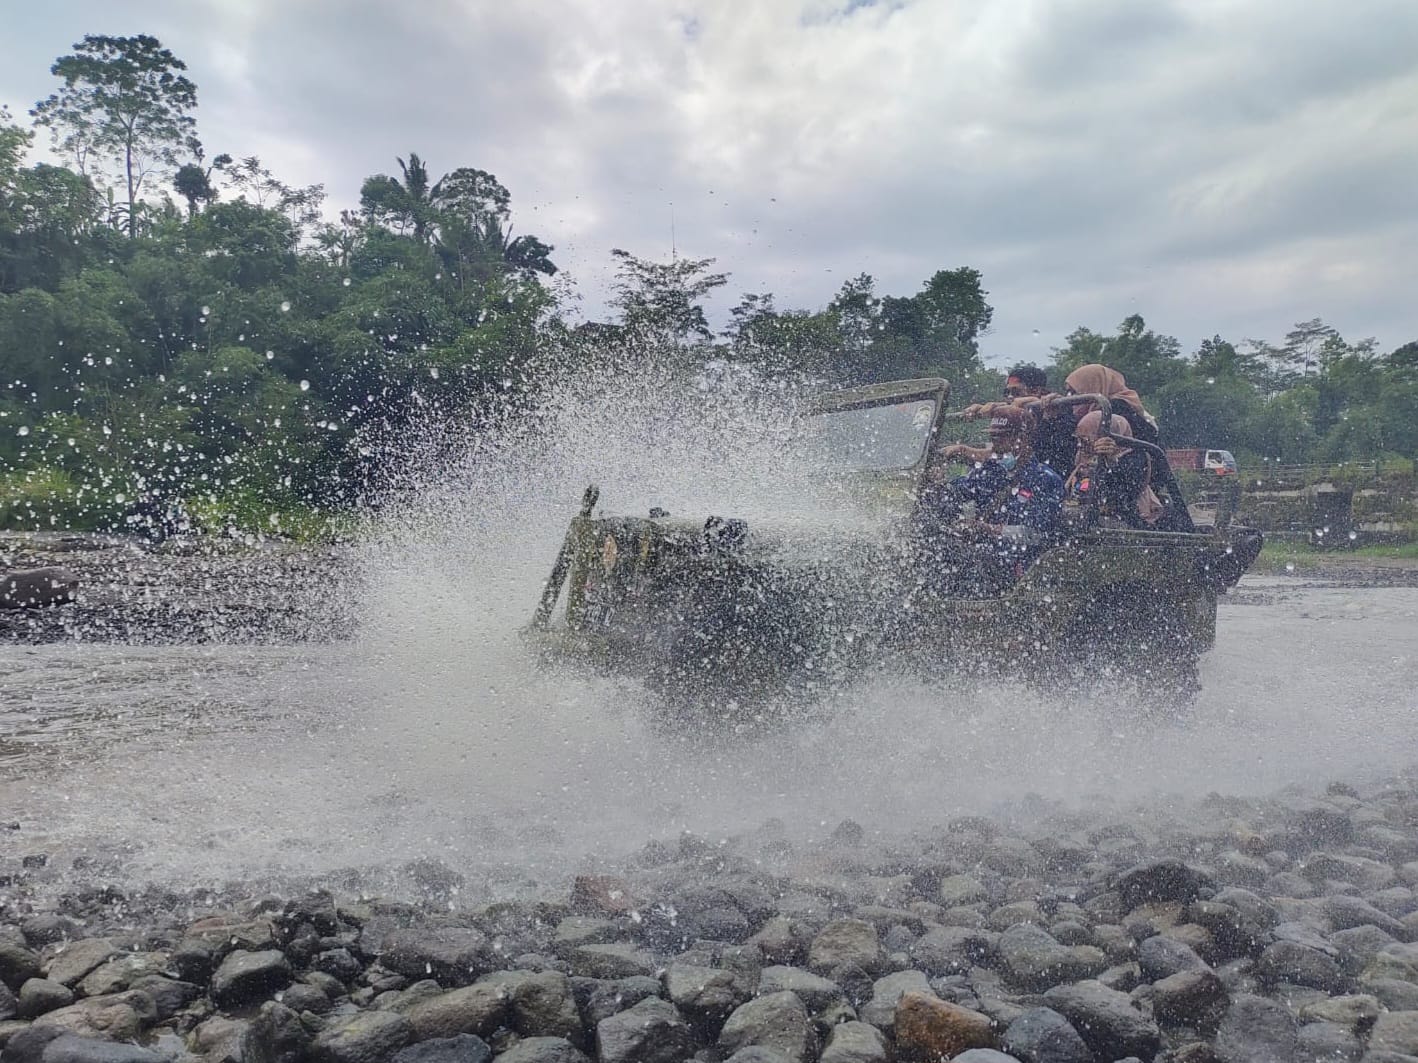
(4, 0, 1416, 366)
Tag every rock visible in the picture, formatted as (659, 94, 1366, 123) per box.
(1326, 896, 1408, 938)
(1041, 980, 1160, 1061)
(1151, 969, 1229, 1028)
(893, 991, 996, 1061)
(477, 970, 582, 1043)
(390, 1033, 492, 1063)
(718, 992, 813, 1062)
(1369, 978, 1418, 1012)
(379, 929, 494, 986)
(405, 985, 507, 1041)
(747, 918, 808, 967)
(740, 969, 829, 1021)
(1, 1025, 66, 1063)
(597, 997, 692, 1063)
(663, 964, 743, 1025)
(309, 1010, 413, 1063)
(189, 1016, 251, 1063)
(1293, 1021, 1362, 1063)
(1138, 935, 1209, 982)
(952, 1053, 1023, 1063)
(818, 1021, 888, 1063)
(76, 954, 169, 999)
(1002, 1006, 1092, 1063)
(0, 982, 13, 1022)
(495, 1038, 590, 1063)
(18, 980, 72, 1019)
(1115, 860, 1213, 909)
(37, 1035, 161, 1063)
(1, 567, 79, 608)
(808, 921, 884, 977)
(938, 875, 990, 907)
(1364, 943, 1418, 985)
(1214, 994, 1297, 1063)
(723, 1051, 793, 1063)
(31, 992, 155, 1041)
(314, 948, 364, 983)
(569, 876, 638, 917)
(1370, 1013, 1418, 1056)
(1, 941, 43, 995)
(210, 949, 292, 1008)
(552, 918, 619, 956)
(858, 971, 932, 1033)
(1299, 993, 1380, 1030)
(568, 945, 657, 981)
(577, 976, 663, 1026)
(39, 942, 115, 990)
(20, 917, 76, 950)
(126, 976, 198, 1022)
(181, 915, 277, 955)
(1256, 940, 1345, 990)
(277, 982, 332, 1014)
(1333, 926, 1399, 974)
(246, 1000, 310, 1063)
(910, 926, 995, 976)
(998, 924, 1106, 991)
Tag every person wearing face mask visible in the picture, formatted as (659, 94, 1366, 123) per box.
(919, 410, 1065, 594)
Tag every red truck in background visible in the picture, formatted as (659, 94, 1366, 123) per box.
(1167, 448, 1239, 475)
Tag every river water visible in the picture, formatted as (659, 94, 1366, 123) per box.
(2, 571, 1415, 901)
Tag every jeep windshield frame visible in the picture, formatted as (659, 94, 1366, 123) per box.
(804, 377, 951, 475)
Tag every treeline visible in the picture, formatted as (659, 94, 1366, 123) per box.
(1, 35, 1415, 534)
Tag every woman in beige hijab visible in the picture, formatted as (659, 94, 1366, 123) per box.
(1063, 364, 1161, 445)
(1069, 411, 1164, 528)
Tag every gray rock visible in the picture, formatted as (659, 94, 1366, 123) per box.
(553, 918, 619, 956)
(379, 929, 494, 987)
(1214, 994, 1297, 1063)
(188, 1015, 252, 1063)
(37, 1035, 160, 1063)
(1256, 940, 1346, 990)
(952, 1053, 1023, 1063)
(938, 875, 990, 907)
(1002, 1006, 1092, 1063)
(747, 919, 808, 967)
(910, 927, 996, 977)
(406, 985, 508, 1041)
(818, 1021, 888, 1063)
(211, 949, 292, 1008)
(30, 991, 156, 1042)
(1, 1025, 66, 1063)
(495, 1038, 590, 1063)
(477, 970, 582, 1043)
(1370, 979, 1418, 1011)
(808, 921, 884, 977)
(663, 964, 744, 1025)
(1364, 943, 1418, 985)
(126, 976, 198, 1022)
(1, 940, 42, 996)
(723, 1051, 793, 1063)
(1299, 993, 1380, 1030)
(39, 942, 114, 990)
(1151, 969, 1229, 1028)
(247, 1000, 310, 1063)
(390, 1034, 492, 1063)
(1041, 980, 1161, 1061)
(1138, 935, 1208, 982)
(1275, 921, 1340, 956)
(314, 948, 364, 983)
(858, 970, 931, 1033)
(1371, 1013, 1418, 1057)
(575, 976, 662, 1027)
(1333, 926, 1398, 973)
(310, 1010, 414, 1063)
(718, 992, 814, 1062)
(20, 917, 75, 950)
(0, 982, 14, 1022)
(999, 925, 1107, 991)
(76, 954, 168, 999)
(1294, 1020, 1362, 1063)
(756, 966, 845, 1014)
(1115, 860, 1213, 909)
(1326, 896, 1407, 938)
(596, 997, 692, 1063)
(17, 980, 72, 1020)
(569, 945, 657, 980)
(277, 982, 332, 1014)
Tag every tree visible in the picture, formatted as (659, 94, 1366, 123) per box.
(32, 35, 199, 237)
(607, 248, 728, 353)
(1052, 315, 1184, 396)
(220, 155, 324, 235)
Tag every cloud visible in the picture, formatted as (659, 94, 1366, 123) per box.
(1, 0, 1415, 365)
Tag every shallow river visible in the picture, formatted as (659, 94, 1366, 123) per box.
(1, 575, 1415, 899)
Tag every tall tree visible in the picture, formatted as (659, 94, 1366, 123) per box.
(32, 35, 200, 238)
(608, 248, 728, 352)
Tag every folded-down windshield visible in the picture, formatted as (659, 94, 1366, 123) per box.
(805, 398, 937, 471)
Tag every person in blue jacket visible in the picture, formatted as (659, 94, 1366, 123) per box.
(921, 410, 1065, 595)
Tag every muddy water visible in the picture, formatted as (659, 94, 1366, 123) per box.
(1, 575, 1415, 898)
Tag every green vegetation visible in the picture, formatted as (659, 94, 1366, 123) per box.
(3, 35, 1416, 537)
(1255, 538, 1418, 572)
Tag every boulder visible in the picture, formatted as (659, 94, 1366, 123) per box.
(1151, 969, 1229, 1028)
(756, 966, 845, 1014)
(1115, 860, 1213, 909)
(1370, 1012, 1418, 1057)
(390, 1034, 492, 1063)
(818, 1021, 889, 1063)
(568, 946, 657, 980)
(1137, 936, 1209, 982)
(0, 568, 79, 608)
(1298, 993, 1381, 1030)
(911, 927, 996, 977)
(1213, 994, 1297, 1063)
(1255, 940, 1345, 990)
(309, 1010, 413, 1063)
(37, 1035, 161, 1063)
(1293, 1020, 1362, 1063)
(808, 921, 884, 977)
(596, 997, 692, 1063)
(405, 985, 507, 1041)
(998, 925, 1106, 991)
(858, 971, 932, 1033)
(77, 954, 169, 999)
(40, 942, 115, 990)
(495, 1038, 590, 1063)
(476, 970, 582, 1043)
(210, 949, 292, 1008)
(938, 875, 990, 907)
(663, 964, 744, 1025)
(31, 992, 155, 1042)
(1041, 980, 1160, 1061)
(378, 929, 494, 986)
(893, 991, 996, 1061)
(1, 940, 43, 993)
(718, 992, 814, 1062)
(1002, 1006, 1092, 1063)
(18, 980, 73, 1019)
(569, 876, 638, 916)
(577, 976, 663, 1027)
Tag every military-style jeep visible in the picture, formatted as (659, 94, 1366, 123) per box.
(526, 378, 1261, 716)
